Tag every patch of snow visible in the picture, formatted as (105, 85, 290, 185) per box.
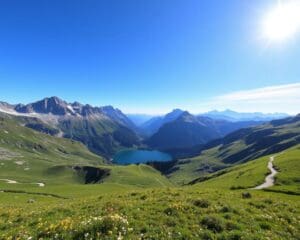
(0, 179, 18, 184)
(4, 130, 8, 134)
(24, 167, 30, 171)
(56, 130, 64, 138)
(15, 161, 25, 165)
(0, 107, 30, 116)
(0, 108, 60, 125)
(35, 182, 45, 187)
(0, 178, 45, 187)
(0, 107, 17, 115)
(67, 105, 75, 113)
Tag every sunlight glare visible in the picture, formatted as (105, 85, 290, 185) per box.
(262, 1, 300, 42)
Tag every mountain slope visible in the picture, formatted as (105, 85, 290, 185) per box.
(194, 144, 300, 194)
(168, 114, 300, 184)
(0, 112, 172, 188)
(0, 112, 105, 184)
(146, 112, 264, 151)
(0, 97, 140, 157)
(140, 109, 184, 136)
(147, 112, 220, 149)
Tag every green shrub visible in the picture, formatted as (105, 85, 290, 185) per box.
(263, 199, 273, 204)
(164, 207, 178, 216)
(227, 231, 243, 240)
(201, 216, 223, 233)
(220, 206, 232, 213)
(225, 221, 240, 231)
(193, 199, 210, 208)
(242, 192, 251, 199)
(199, 230, 215, 240)
(259, 222, 271, 230)
(140, 195, 147, 200)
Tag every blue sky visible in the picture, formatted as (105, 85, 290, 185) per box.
(0, 0, 299, 114)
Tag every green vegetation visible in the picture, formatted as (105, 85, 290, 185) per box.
(0, 188, 299, 239)
(0, 113, 299, 239)
(268, 145, 300, 194)
(0, 114, 171, 189)
(58, 117, 140, 157)
(168, 115, 300, 184)
(195, 145, 300, 195)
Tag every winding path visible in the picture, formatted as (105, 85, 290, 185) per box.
(254, 156, 277, 189)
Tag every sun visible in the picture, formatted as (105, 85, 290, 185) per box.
(262, 0, 300, 42)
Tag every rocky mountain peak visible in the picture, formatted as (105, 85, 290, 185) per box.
(164, 109, 184, 122)
(14, 96, 71, 115)
(176, 111, 197, 122)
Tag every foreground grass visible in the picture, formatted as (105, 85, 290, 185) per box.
(0, 187, 299, 240)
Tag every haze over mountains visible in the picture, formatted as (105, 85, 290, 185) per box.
(128, 109, 289, 127)
(201, 110, 289, 122)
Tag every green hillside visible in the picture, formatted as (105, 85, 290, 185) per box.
(58, 117, 140, 158)
(0, 113, 104, 183)
(192, 145, 300, 194)
(168, 115, 300, 184)
(0, 113, 299, 239)
(0, 113, 172, 190)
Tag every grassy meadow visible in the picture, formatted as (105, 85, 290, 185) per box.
(0, 115, 299, 239)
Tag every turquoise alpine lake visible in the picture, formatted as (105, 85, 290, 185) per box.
(113, 149, 172, 165)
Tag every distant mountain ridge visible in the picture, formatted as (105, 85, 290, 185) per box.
(0, 98, 291, 158)
(139, 108, 288, 137)
(146, 111, 220, 149)
(146, 111, 264, 150)
(201, 109, 289, 122)
(0, 96, 138, 128)
(140, 109, 184, 136)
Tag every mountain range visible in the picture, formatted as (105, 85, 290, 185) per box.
(0, 97, 139, 157)
(0, 97, 294, 159)
(200, 109, 289, 122)
(145, 111, 265, 150)
(1, 96, 299, 239)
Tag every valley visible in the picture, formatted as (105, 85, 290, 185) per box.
(0, 145, 299, 239)
(0, 98, 299, 239)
